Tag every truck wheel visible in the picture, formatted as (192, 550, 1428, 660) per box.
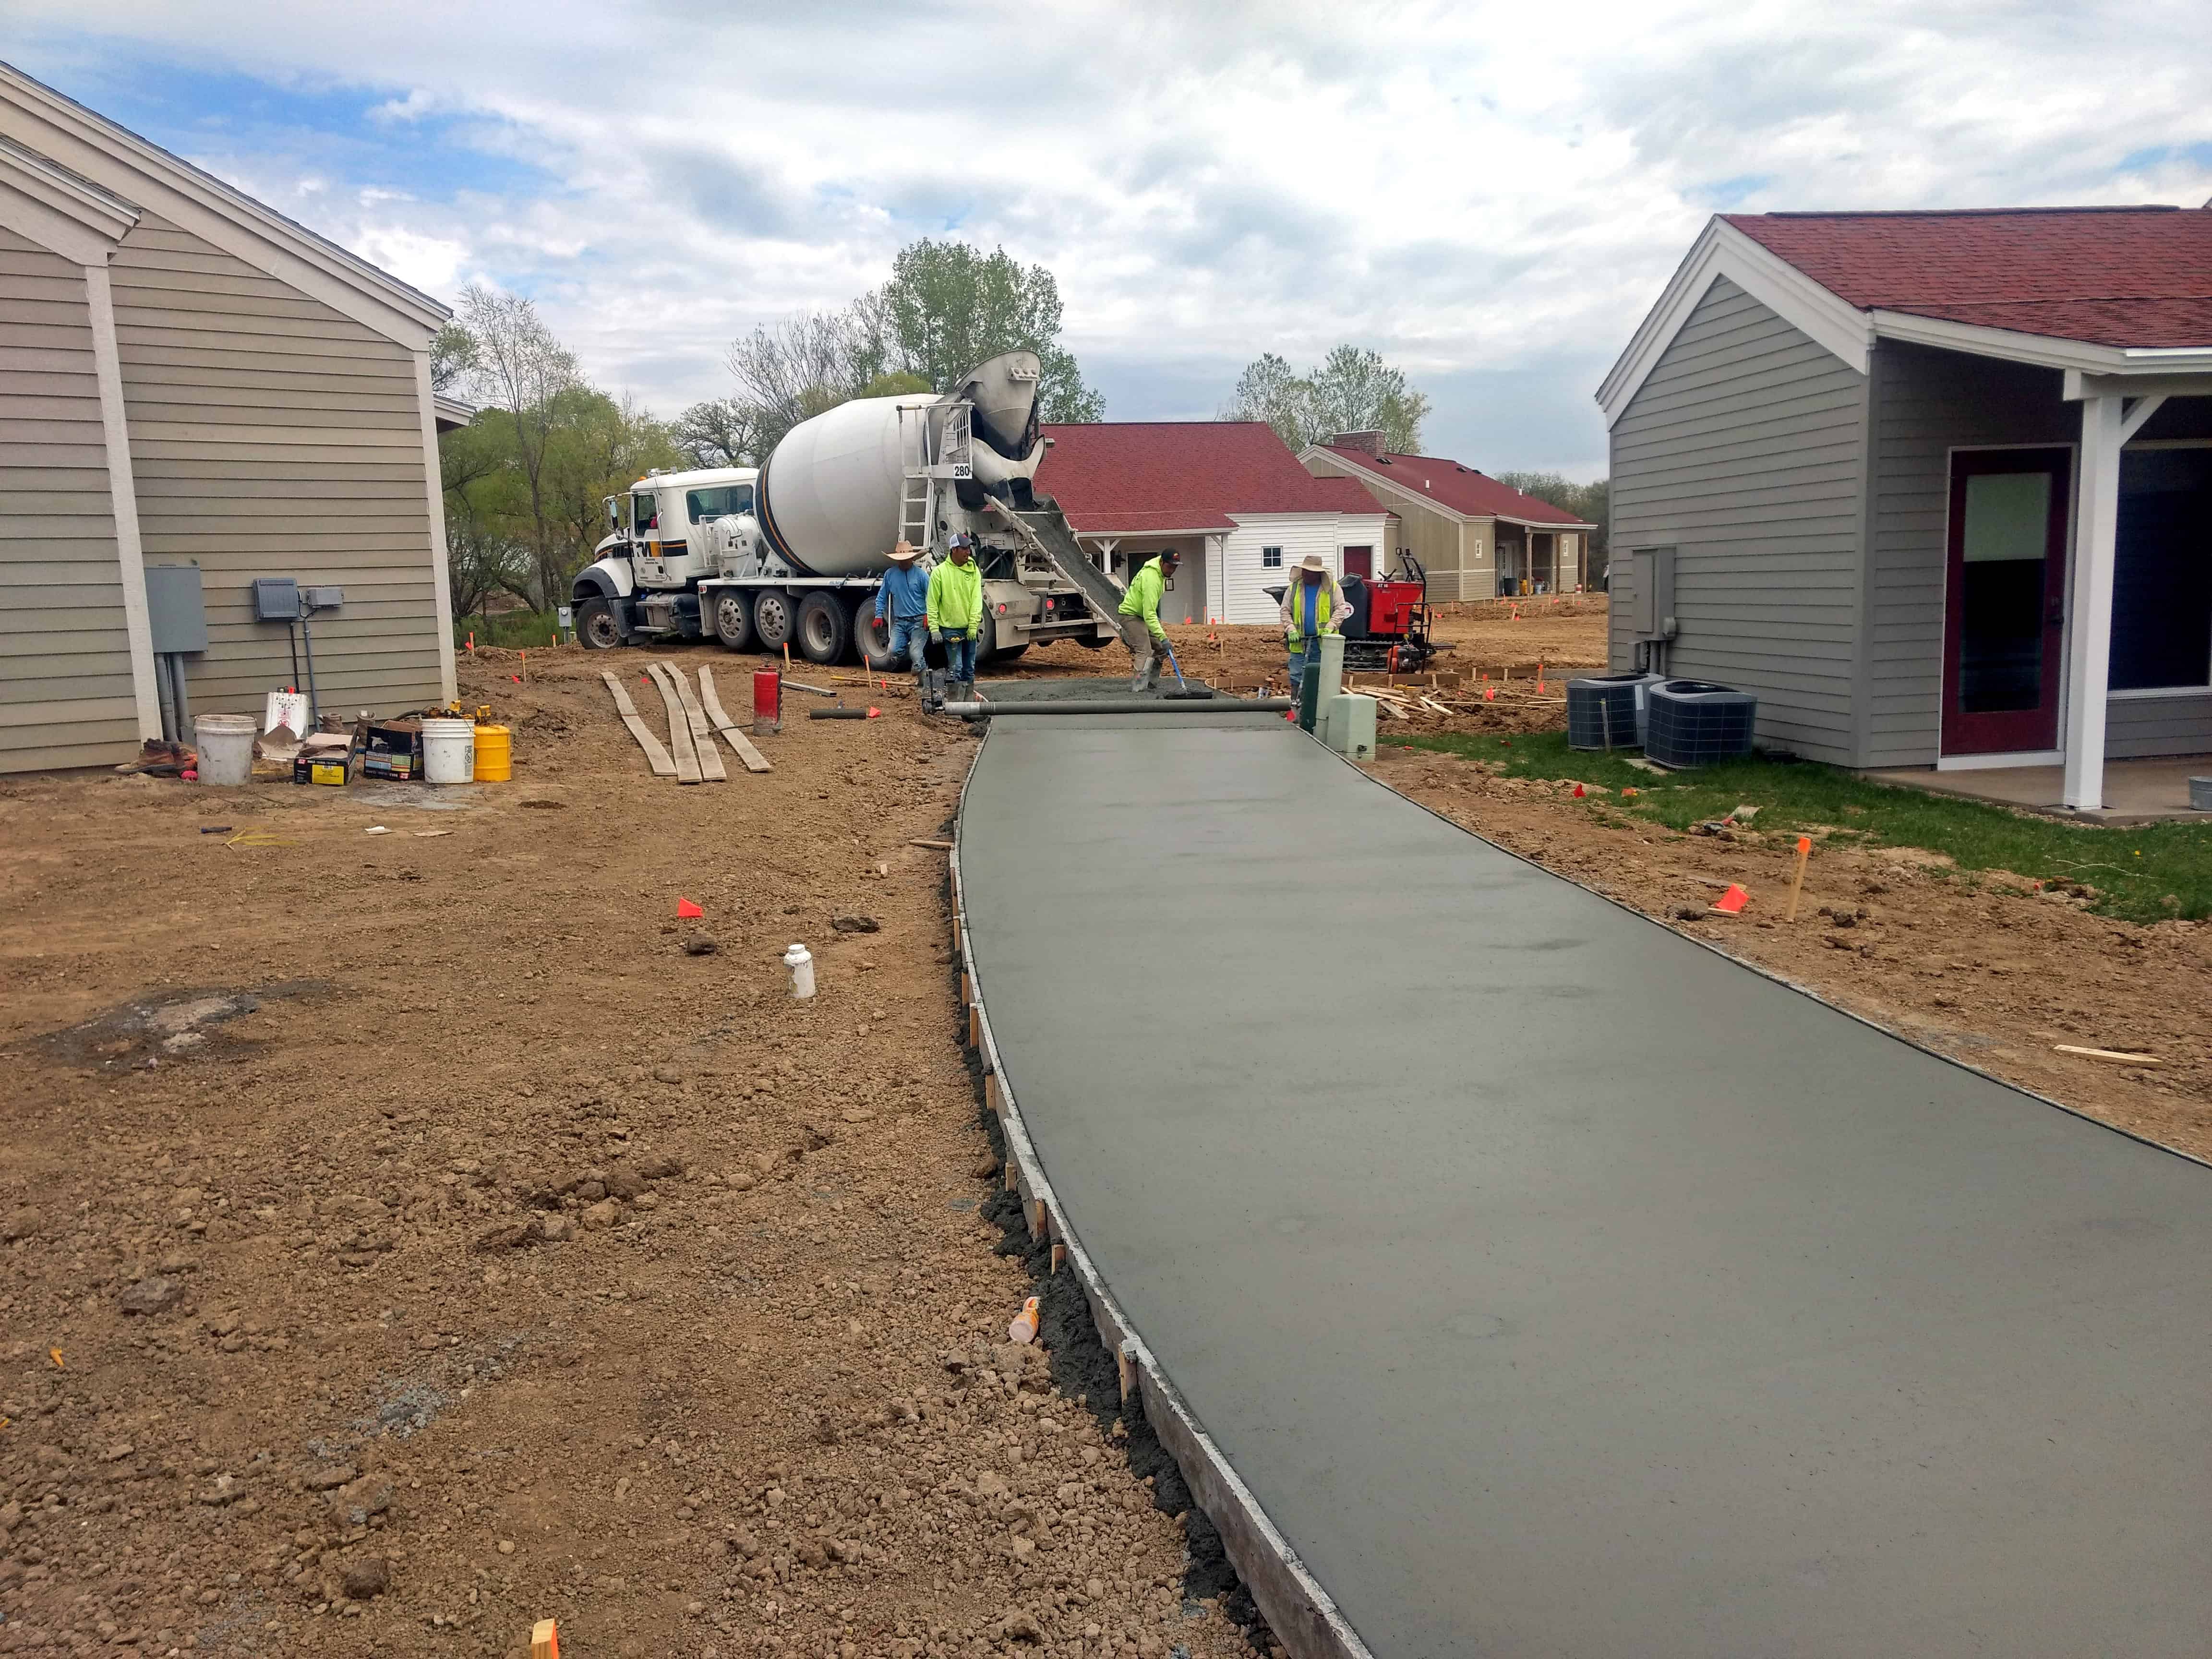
(576, 597, 620, 650)
(1075, 630, 1111, 649)
(852, 594, 896, 671)
(711, 590, 753, 652)
(751, 589, 794, 652)
(796, 591, 851, 664)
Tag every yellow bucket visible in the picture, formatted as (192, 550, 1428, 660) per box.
(472, 722, 513, 782)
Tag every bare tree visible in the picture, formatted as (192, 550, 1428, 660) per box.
(725, 311, 873, 458)
(1220, 352, 1318, 451)
(673, 397, 760, 468)
(460, 284, 579, 608)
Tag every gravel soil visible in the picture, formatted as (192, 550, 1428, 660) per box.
(0, 647, 1264, 1659)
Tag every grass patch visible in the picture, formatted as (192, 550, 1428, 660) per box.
(456, 609, 565, 649)
(1401, 731, 2212, 925)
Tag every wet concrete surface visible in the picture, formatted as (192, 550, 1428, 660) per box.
(957, 717, 2212, 1658)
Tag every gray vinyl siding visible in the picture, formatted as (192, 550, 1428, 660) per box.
(0, 226, 139, 772)
(2106, 696, 2212, 758)
(1861, 343, 2074, 768)
(1607, 275, 1868, 763)
(108, 212, 440, 715)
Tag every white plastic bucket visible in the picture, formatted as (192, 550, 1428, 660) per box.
(262, 689, 309, 736)
(421, 717, 475, 784)
(193, 714, 256, 786)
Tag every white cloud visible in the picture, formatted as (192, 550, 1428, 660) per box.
(12, 0, 2212, 472)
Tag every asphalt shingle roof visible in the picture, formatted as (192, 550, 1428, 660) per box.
(1315, 447, 1590, 525)
(1035, 422, 1369, 533)
(1724, 207, 2212, 348)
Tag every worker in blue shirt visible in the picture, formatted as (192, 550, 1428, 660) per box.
(874, 541, 934, 701)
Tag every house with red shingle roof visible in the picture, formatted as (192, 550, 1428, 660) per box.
(1034, 422, 1392, 625)
(1599, 206, 2212, 812)
(1299, 433, 1597, 601)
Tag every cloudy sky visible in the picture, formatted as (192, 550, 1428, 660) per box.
(13, 1, 2210, 475)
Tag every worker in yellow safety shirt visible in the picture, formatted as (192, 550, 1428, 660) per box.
(1280, 553, 1351, 701)
(927, 532, 986, 708)
(1116, 549, 1180, 693)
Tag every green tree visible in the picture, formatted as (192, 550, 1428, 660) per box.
(672, 397, 758, 468)
(1221, 346, 1429, 453)
(876, 239, 1103, 422)
(458, 284, 579, 610)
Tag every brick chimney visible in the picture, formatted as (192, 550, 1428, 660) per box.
(1330, 429, 1384, 457)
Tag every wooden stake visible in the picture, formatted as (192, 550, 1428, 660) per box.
(968, 1003, 980, 1048)
(985, 1072, 1001, 1116)
(1050, 1241, 1066, 1274)
(531, 1619, 560, 1659)
(2054, 1045, 2163, 1067)
(1785, 835, 1813, 922)
(1004, 1161, 1019, 1193)
(1029, 1198, 1047, 1238)
(1116, 1338, 1138, 1405)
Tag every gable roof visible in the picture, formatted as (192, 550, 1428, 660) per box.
(0, 60, 448, 345)
(1725, 208, 2212, 350)
(1035, 422, 1372, 534)
(1599, 209, 2212, 428)
(1309, 444, 1592, 527)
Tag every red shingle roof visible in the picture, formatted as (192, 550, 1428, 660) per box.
(1724, 207, 2212, 348)
(1035, 422, 1369, 534)
(1315, 447, 1590, 526)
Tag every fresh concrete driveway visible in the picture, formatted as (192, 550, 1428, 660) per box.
(958, 715, 2212, 1658)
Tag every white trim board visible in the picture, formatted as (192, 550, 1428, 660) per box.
(1936, 749, 2065, 771)
(84, 261, 160, 741)
(1596, 217, 1874, 427)
(0, 62, 447, 347)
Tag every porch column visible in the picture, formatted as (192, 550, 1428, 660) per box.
(2062, 396, 2121, 810)
(2061, 392, 2166, 810)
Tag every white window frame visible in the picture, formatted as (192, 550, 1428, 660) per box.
(2106, 437, 2212, 700)
(1261, 546, 1284, 569)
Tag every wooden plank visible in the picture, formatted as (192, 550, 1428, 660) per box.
(600, 670, 676, 778)
(697, 666, 773, 773)
(646, 663, 703, 784)
(657, 661, 726, 781)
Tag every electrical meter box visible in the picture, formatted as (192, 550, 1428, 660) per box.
(252, 577, 300, 621)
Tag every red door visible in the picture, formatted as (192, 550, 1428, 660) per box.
(1942, 448, 2070, 756)
(1342, 546, 1373, 578)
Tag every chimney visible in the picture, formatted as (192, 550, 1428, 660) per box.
(1330, 430, 1384, 457)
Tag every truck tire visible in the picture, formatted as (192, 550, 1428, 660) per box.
(795, 590, 851, 665)
(576, 597, 621, 651)
(751, 589, 794, 652)
(852, 594, 896, 672)
(710, 589, 753, 652)
(1075, 630, 1111, 649)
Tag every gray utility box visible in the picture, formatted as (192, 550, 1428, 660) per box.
(1629, 545, 1677, 642)
(252, 577, 300, 621)
(144, 564, 207, 653)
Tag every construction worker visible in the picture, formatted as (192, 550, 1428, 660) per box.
(874, 540, 932, 699)
(1117, 549, 1179, 693)
(927, 532, 985, 706)
(1280, 553, 1350, 701)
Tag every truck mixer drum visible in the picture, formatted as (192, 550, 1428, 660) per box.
(567, 350, 1114, 663)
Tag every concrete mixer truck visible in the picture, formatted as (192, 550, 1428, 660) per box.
(569, 351, 1122, 668)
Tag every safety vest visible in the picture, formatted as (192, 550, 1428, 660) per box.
(1286, 577, 1338, 644)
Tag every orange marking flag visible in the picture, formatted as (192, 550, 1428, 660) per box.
(1710, 884, 1750, 915)
(675, 898, 704, 919)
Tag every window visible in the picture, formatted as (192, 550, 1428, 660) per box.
(631, 493, 659, 534)
(687, 484, 754, 523)
(1261, 546, 1283, 568)
(2111, 447, 2212, 691)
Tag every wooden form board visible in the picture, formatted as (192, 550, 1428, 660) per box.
(600, 671, 676, 778)
(645, 663, 704, 784)
(655, 662, 726, 782)
(697, 666, 774, 773)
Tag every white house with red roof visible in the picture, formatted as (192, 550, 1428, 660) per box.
(1600, 206, 2212, 812)
(1299, 432, 1597, 601)
(1032, 422, 1392, 626)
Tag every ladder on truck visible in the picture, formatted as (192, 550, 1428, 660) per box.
(983, 496, 1130, 624)
(896, 403, 974, 549)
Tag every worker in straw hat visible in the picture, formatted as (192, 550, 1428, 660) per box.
(1116, 548, 1180, 693)
(1279, 553, 1350, 701)
(874, 539, 934, 702)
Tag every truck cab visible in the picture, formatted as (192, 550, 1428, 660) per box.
(573, 467, 762, 647)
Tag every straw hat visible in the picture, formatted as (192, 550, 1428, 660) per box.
(888, 540, 919, 562)
(1293, 553, 1329, 574)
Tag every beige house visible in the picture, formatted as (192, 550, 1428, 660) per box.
(0, 61, 459, 773)
(1301, 432, 1595, 601)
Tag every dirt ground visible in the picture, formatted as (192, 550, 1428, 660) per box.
(0, 650, 1265, 1659)
(8, 594, 2204, 1659)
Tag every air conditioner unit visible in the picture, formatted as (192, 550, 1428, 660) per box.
(1645, 681, 1757, 768)
(1566, 672, 1665, 751)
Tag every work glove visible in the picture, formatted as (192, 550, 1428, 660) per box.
(930, 628, 944, 645)
(1151, 633, 1170, 653)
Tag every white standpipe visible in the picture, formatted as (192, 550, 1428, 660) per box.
(782, 943, 816, 999)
